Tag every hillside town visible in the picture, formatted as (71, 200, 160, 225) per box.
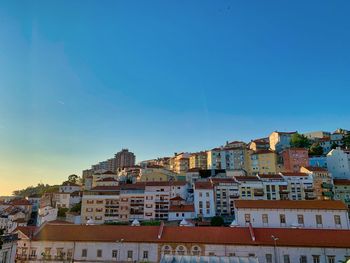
(1, 128, 350, 263)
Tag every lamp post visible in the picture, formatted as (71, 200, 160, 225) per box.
(271, 235, 279, 263)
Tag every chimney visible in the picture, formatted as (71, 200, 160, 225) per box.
(158, 221, 165, 239)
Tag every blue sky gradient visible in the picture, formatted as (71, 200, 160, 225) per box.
(0, 1, 349, 194)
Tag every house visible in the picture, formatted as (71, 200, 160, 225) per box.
(327, 148, 350, 179)
(193, 182, 215, 218)
(249, 150, 279, 175)
(234, 200, 349, 229)
(189, 152, 208, 170)
(309, 156, 328, 168)
(235, 176, 265, 200)
(59, 182, 82, 194)
(211, 178, 239, 216)
(333, 179, 350, 210)
(168, 196, 195, 221)
(280, 172, 314, 200)
(269, 131, 296, 152)
(257, 174, 289, 200)
(0, 233, 18, 263)
(282, 148, 309, 173)
(37, 205, 58, 226)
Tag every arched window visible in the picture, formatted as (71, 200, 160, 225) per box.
(191, 246, 201, 256)
(162, 245, 172, 255)
(176, 245, 187, 256)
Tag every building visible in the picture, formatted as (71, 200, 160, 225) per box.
(168, 197, 195, 221)
(234, 176, 265, 200)
(257, 174, 289, 200)
(207, 147, 249, 172)
(0, 233, 17, 263)
(211, 178, 239, 217)
(59, 182, 82, 194)
(280, 172, 314, 200)
(334, 179, 350, 210)
(115, 149, 136, 169)
(269, 131, 296, 152)
(139, 166, 178, 182)
(37, 206, 58, 226)
(234, 200, 350, 229)
(309, 156, 328, 168)
(170, 153, 190, 174)
(249, 138, 270, 151)
(249, 150, 279, 175)
(15, 223, 350, 263)
(194, 182, 215, 218)
(189, 152, 208, 170)
(303, 131, 331, 140)
(300, 166, 334, 200)
(282, 148, 309, 173)
(327, 148, 350, 179)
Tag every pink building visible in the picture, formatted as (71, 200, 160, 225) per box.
(282, 148, 309, 173)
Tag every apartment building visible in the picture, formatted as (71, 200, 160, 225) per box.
(194, 182, 215, 218)
(170, 153, 190, 174)
(15, 223, 350, 263)
(257, 174, 289, 200)
(282, 148, 309, 173)
(234, 200, 349, 229)
(138, 166, 178, 182)
(334, 179, 350, 210)
(207, 147, 249, 171)
(280, 172, 315, 200)
(249, 150, 279, 175)
(211, 178, 239, 217)
(234, 176, 265, 200)
(269, 131, 296, 152)
(248, 138, 270, 151)
(300, 166, 334, 200)
(189, 152, 208, 170)
(327, 148, 350, 179)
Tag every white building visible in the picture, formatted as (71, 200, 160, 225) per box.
(15, 223, 350, 263)
(37, 206, 58, 226)
(0, 233, 17, 263)
(234, 200, 350, 229)
(194, 182, 215, 218)
(327, 148, 350, 179)
(59, 182, 82, 194)
(280, 172, 315, 200)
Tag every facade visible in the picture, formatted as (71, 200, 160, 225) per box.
(327, 148, 350, 179)
(211, 178, 239, 217)
(59, 182, 82, 193)
(269, 131, 296, 152)
(189, 152, 208, 170)
(170, 153, 190, 174)
(15, 223, 350, 263)
(282, 148, 309, 173)
(257, 174, 289, 200)
(309, 156, 328, 168)
(194, 182, 215, 218)
(334, 179, 350, 210)
(280, 172, 315, 200)
(249, 150, 278, 175)
(0, 233, 17, 263)
(207, 147, 249, 171)
(234, 200, 350, 229)
(115, 149, 136, 169)
(37, 206, 58, 226)
(234, 176, 265, 200)
(300, 166, 334, 200)
(139, 166, 178, 182)
(249, 138, 270, 151)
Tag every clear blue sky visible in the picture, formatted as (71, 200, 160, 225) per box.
(0, 1, 349, 194)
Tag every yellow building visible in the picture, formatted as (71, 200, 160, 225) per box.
(189, 152, 208, 170)
(249, 150, 278, 175)
(138, 166, 178, 182)
(170, 153, 190, 174)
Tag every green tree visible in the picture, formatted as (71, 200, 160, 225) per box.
(290, 133, 311, 148)
(69, 202, 82, 213)
(210, 216, 224, 226)
(344, 134, 350, 149)
(331, 142, 338, 150)
(309, 143, 324, 156)
(67, 174, 79, 184)
(58, 207, 69, 217)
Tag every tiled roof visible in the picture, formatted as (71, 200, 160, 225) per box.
(169, 204, 194, 212)
(211, 178, 237, 184)
(9, 199, 31, 206)
(234, 200, 347, 210)
(194, 181, 213, 189)
(30, 224, 350, 248)
(303, 166, 328, 172)
(170, 196, 185, 201)
(258, 174, 283, 179)
(234, 176, 260, 182)
(16, 226, 38, 238)
(334, 179, 350, 186)
(280, 172, 309, 177)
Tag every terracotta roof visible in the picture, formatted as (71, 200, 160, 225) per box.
(9, 199, 31, 206)
(258, 174, 283, 179)
(143, 181, 187, 187)
(334, 179, 350, 186)
(234, 200, 347, 210)
(194, 181, 213, 189)
(170, 196, 184, 201)
(234, 176, 260, 182)
(280, 172, 309, 177)
(211, 178, 237, 184)
(16, 226, 38, 238)
(30, 224, 350, 248)
(91, 186, 120, 191)
(169, 204, 195, 212)
(303, 166, 328, 172)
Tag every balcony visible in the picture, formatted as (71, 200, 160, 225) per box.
(321, 183, 333, 189)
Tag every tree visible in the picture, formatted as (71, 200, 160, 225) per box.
(331, 142, 338, 150)
(309, 143, 324, 156)
(70, 202, 81, 213)
(67, 174, 79, 184)
(210, 216, 224, 226)
(344, 134, 350, 149)
(58, 207, 69, 217)
(290, 133, 311, 148)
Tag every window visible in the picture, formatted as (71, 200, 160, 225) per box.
(248, 253, 255, 257)
(312, 255, 320, 263)
(244, 214, 251, 223)
(283, 255, 290, 263)
(300, 255, 307, 263)
(334, 215, 341, 225)
(97, 249, 102, 258)
(143, 251, 149, 259)
(176, 246, 186, 255)
(30, 249, 37, 258)
(82, 249, 87, 257)
(67, 250, 73, 259)
(280, 214, 286, 224)
(266, 254, 273, 263)
(327, 256, 335, 263)
(163, 246, 171, 255)
(316, 215, 323, 225)
(127, 250, 133, 259)
(191, 246, 201, 256)
(298, 214, 304, 225)
(112, 250, 118, 258)
(206, 192, 209, 197)
(262, 214, 268, 224)
(209, 252, 215, 256)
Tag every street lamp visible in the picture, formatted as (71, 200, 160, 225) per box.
(271, 235, 279, 263)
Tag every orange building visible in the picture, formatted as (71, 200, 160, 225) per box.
(282, 148, 309, 172)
